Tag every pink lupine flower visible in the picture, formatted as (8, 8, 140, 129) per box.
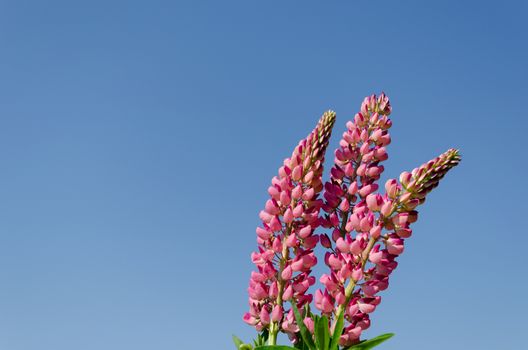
(244, 111, 336, 342)
(238, 93, 459, 349)
(271, 305, 283, 322)
(314, 289, 334, 314)
(315, 93, 461, 345)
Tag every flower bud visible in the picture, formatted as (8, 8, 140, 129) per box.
(285, 233, 297, 247)
(260, 307, 270, 325)
(283, 208, 294, 224)
(339, 198, 350, 211)
(366, 193, 383, 211)
(271, 305, 283, 322)
(352, 265, 363, 281)
(302, 188, 315, 200)
(292, 165, 302, 181)
(280, 191, 291, 206)
(336, 237, 350, 253)
(320, 234, 332, 248)
(370, 224, 382, 239)
(348, 181, 358, 195)
(359, 183, 378, 197)
(399, 171, 413, 187)
(386, 235, 404, 255)
(291, 185, 303, 199)
(281, 265, 293, 280)
(369, 245, 383, 264)
(385, 179, 400, 199)
(303, 317, 315, 333)
(282, 285, 293, 300)
(380, 200, 393, 217)
(256, 227, 272, 240)
(298, 225, 312, 239)
(293, 203, 304, 218)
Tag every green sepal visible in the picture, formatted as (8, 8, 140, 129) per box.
(291, 302, 316, 350)
(254, 346, 298, 350)
(315, 315, 330, 350)
(346, 333, 394, 350)
(328, 312, 344, 350)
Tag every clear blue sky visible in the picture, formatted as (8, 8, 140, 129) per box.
(0, 1, 526, 349)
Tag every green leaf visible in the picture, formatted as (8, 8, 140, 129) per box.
(291, 303, 316, 350)
(293, 339, 303, 350)
(346, 333, 394, 350)
(329, 312, 344, 350)
(253, 331, 269, 347)
(254, 346, 298, 350)
(313, 314, 320, 325)
(293, 334, 308, 350)
(233, 335, 245, 350)
(315, 316, 330, 350)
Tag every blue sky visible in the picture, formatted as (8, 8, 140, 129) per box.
(0, 1, 526, 349)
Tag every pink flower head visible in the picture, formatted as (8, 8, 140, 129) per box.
(245, 111, 336, 337)
(315, 93, 460, 343)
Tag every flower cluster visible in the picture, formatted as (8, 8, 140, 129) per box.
(241, 93, 461, 349)
(313, 94, 392, 346)
(244, 111, 336, 343)
(315, 94, 461, 346)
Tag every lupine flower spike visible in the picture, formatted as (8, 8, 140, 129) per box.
(244, 111, 336, 345)
(317, 94, 460, 347)
(235, 93, 460, 350)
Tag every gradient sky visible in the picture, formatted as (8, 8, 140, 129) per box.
(0, 1, 527, 349)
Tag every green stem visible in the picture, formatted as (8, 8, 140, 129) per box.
(331, 237, 377, 335)
(268, 224, 292, 345)
(268, 323, 278, 345)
